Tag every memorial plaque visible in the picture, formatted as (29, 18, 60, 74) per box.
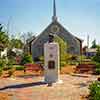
(48, 61, 55, 69)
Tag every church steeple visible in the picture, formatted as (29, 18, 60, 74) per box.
(52, 0, 57, 21)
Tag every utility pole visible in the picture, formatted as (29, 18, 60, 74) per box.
(87, 34, 89, 48)
(7, 17, 12, 35)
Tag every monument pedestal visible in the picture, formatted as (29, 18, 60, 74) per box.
(44, 42, 61, 83)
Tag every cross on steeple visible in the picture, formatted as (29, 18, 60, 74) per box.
(52, 0, 57, 21)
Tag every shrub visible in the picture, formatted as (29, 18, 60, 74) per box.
(89, 81, 100, 100)
(16, 66, 25, 70)
(92, 47, 100, 63)
(60, 61, 66, 67)
(3, 66, 12, 71)
(7, 58, 16, 66)
(95, 68, 100, 75)
(39, 56, 44, 64)
(66, 55, 79, 65)
(0, 68, 3, 76)
(21, 54, 33, 65)
(8, 68, 15, 77)
(95, 63, 100, 69)
(0, 58, 6, 68)
(92, 56, 100, 63)
(6, 59, 14, 71)
(95, 63, 100, 75)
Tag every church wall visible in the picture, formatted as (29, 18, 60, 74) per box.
(53, 22, 81, 55)
(32, 25, 51, 59)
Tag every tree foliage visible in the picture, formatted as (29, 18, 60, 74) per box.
(10, 38, 23, 49)
(54, 35, 67, 61)
(21, 32, 35, 44)
(89, 81, 100, 100)
(92, 46, 100, 63)
(0, 24, 9, 50)
(91, 39, 97, 48)
(21, 54, 33, 65)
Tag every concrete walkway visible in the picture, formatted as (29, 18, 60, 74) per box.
(0, 74, 97, 100)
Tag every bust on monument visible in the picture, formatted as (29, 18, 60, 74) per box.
(48, 33, 54, 43)
(44, 33, 60, 83)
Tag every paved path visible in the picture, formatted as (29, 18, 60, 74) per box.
(0, 74, 97, 100)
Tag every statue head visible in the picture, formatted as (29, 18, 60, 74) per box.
(48, 33, 54, 43)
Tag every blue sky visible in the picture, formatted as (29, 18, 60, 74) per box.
(0, 0, 99, 46)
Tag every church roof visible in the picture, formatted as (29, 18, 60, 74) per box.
(32, 20, 82, 45)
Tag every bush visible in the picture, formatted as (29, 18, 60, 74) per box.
(6, 59, 14, 71)
(0, 68, 3, 76)
(0, 58, 6, 68)
(8, 68, 15, 77)
(21, 54, 33, 65)
(7, 58, 16, 66)
(39, 56, 44, 64)
(66, 55, 79, 65)
(92, 56, 100, 63)
(95, 68, 100, 75)
(89, 81, 100, 100)
(95, 63, 100, 69)
(60, 61, 66, 67)
(95, 63, 100, 75)
(3, 66, 12, 71)
(16, 66, 25, 70)
(92, 47, 100, 63)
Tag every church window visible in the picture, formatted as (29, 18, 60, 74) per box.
(51, 25, 60, 33)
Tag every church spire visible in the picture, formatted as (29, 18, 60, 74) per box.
(52, 0, 57, 21)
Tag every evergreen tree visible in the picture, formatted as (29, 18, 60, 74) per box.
(0, 24, 9, 51)
(91, 39, 97, 48)
(92, 46, 100, 63)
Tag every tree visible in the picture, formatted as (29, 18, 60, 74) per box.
(0, 24, 3, 31)
(54, 35, 67, 61)
(21, 32, 36, 44)
(0, 24, 9, 51)
(92, 46, 100, 63)
(10, 38, 24, 49)
(91, 39, 97, 48)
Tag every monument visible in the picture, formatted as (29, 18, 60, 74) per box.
(44, 33, 60, 83)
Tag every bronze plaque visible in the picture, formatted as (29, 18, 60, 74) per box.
(48, 61, 55, 69)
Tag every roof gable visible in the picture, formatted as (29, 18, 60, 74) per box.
(32, 20, 81, 45)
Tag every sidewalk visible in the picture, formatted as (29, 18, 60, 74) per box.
(0, 74, 97, 100)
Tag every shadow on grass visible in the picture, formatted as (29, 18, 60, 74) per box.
(0, 81, 47, 91)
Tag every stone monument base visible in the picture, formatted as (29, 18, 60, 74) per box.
(56, 79, 63, 84)
(44, 42, 60, 84)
